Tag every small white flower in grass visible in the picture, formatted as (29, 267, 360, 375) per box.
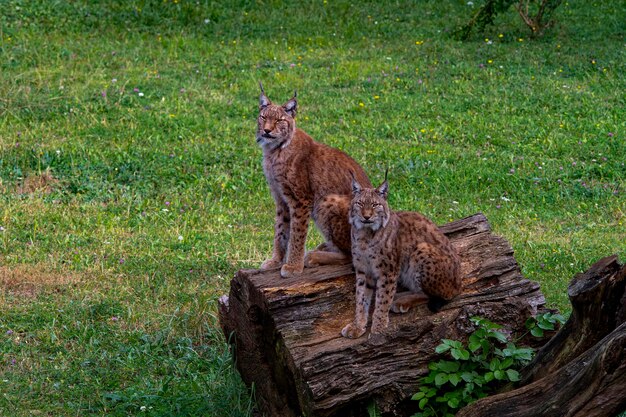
(467, 1, 474, 5)
(138, 92, 144, 97)
(0, 226, 4, 232)
(140, 405, 147, 412)
(56, 149, 61, 155)
(178, 235, 183, 241)
(501, 196, 511, 202)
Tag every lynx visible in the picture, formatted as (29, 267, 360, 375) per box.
(341, 174, 462, 342)
(256, 84, 371, 278)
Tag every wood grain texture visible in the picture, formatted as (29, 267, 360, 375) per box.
(520, 255, 626, 385)
(219, 213, 549, 417)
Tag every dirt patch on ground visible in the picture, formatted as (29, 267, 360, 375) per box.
(0, 265, 81, 300)
(16, 169, 59, 194)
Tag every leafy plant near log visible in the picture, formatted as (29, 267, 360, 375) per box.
(457, 0, 563, 40)
(525, 311, 566, 338)
(411, 315, 563, 417)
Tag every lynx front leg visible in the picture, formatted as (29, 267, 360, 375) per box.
(280, 203, 311, 278)
(260, 199, 290, 270)
(341, 271, 374, 339)
(369, 273, 398, 345)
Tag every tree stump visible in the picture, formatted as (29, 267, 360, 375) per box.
(218, 213, 550, 417)
(457, 255, 626, 417)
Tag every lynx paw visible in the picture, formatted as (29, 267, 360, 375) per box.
(280, 263, 304, 278)
(341, 322, 366, 339)
(260, 258, 283, 270)
(391, 301, 411, 314)
(304, 251, 322, 267)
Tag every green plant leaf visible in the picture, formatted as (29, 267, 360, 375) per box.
(501, 358, 514, 369)
(448, 373, 461, 386)
(412, 391, 426, 400)
(447, 397, 460, 409)
(435, 343, 451, 354)
(537, 320, 555, 330)
(461, 372, 474, 382)
(451, 347, 470, 360)
(419, 397, 428, 410)
(480, 339, 491, 355)
(531, 326, 544, 338)
(367, 401, 381, 417)
(435, 373, 449, 386)
(484, 372, 494, 382)
(514, 348, 534, 361)
(450, 340, 463, 349)
(494, 370, 505, 380)
(490, 330, 508, 343)
(451, 348, 462, 360)
(473, 328, 487, 339)
(506, 369, 520, 381)
(438, 361, 460, 373)
(468, 334, 481, 352)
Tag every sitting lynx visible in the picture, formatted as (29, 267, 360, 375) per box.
(341, 174, 462, 342)
(256, 84, 371, 278)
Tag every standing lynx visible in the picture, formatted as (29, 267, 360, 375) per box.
(256, 84, 371, 278)
(341, 175, 462, 342)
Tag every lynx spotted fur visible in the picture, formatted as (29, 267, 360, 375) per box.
(256, 84, 371, 278)
(341, 176, 462, 343)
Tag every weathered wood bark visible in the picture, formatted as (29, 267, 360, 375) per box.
(457, 255, 626, 417)
(218, 213, 549, 417)
(520, 255, 626, 385)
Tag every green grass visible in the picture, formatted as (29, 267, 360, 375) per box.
(0, 1, 624, 415)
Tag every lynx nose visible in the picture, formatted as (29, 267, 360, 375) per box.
(264, 128, 272, 134)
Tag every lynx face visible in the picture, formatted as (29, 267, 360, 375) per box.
(349, 180, 390, 232)
(256, 90, 297, 150)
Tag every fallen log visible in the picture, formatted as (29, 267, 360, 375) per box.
(457, 255, 626, 417)
(218, 213, 550, 416)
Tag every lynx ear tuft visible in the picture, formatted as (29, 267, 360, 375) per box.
(282, 93, 298, 118)
(351, 176, 362, 195)
(259, 82, 271, 109)
(376, 171, 389, 199)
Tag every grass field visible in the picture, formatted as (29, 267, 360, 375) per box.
(0, 1, 624, 415)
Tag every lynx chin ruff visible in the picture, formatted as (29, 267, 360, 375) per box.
(341, 174, 462, 343)
(255, 83, 371, 278)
